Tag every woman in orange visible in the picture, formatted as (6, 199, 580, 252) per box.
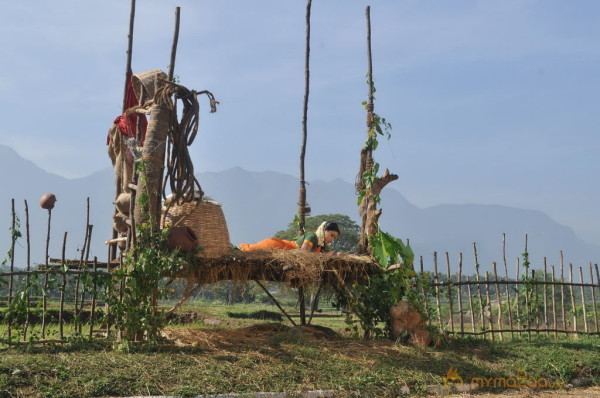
(237, 221, 340, 253)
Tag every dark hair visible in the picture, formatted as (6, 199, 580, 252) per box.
(324, 222, 340, 234)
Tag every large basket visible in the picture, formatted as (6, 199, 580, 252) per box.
(162, 199, 232, 258)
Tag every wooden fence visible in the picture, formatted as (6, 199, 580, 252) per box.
(423, 243, 600, 339)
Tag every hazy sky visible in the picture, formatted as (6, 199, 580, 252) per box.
(1, 1, 599, 245)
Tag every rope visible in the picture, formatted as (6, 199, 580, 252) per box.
(152, 79, 219, 204)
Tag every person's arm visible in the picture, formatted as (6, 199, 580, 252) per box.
(298, 233, 318, 252)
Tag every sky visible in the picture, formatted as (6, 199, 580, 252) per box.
(0, 1, 599, 246)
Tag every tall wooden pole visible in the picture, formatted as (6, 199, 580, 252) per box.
(298, 0, 312, 236)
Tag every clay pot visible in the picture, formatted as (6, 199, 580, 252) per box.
(167, 226, 198, 253)
(112, 212, 129, 234)
(115, 192, 131, 214)
(39, 193, 57, 210)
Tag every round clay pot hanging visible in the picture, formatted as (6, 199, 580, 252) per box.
(167, 226, 198, 253)
(39, 193, 57, 210)
(114, 192, 132, 215)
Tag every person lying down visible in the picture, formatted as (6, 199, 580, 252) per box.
(237, 221, 340, 254)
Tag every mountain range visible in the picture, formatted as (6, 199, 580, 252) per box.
(1, 144, 598, 276)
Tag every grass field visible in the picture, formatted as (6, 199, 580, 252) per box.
(0, 302, 599, 398)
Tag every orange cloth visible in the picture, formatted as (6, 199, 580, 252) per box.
(238, 238, 298, 252)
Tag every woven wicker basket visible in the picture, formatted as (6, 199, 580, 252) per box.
(162, 199, 231, 258)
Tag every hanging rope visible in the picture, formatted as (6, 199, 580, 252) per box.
(152, 79, 219, 204)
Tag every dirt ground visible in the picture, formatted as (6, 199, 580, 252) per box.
(162, 324, 598, 398)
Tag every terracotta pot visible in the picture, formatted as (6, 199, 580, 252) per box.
(39, 193, 57, 210)
(115, 192, 131, 214)
(112, 212, 129, 233)
(168, 226, 198, 253)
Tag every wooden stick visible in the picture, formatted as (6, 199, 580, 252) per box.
(308, 283, 323, 325)
(560, 252, 566, 330)
(298, 286, 307, 325)
(473, 243, 485, 330)
(7, 199, 16, 341)
(458, 253, 464, 334)
(533, 269, 540, 336)
(89, 257, 99, 339)
(493, 262, 504, 341)
(445, 252, 454, 334)
(467, 276, 476, 334)
(579, 266, 588, 333)
(551, 265, 557, 338)
(297, 0, 312, 234)
(433, 252, 442, 329)
(485, 271, 494, 341)
(590, 263, 599, 333)
(515, 256, 521, 335)
(59, 232, 68, 340)
(569, 263, 577, 333)
(167, 7, 181, 81)
(543, 258, 549, 332)
(23, 200, 31, 341)
(255, 280, 297, 327)
(41, 208, 52, 340)
(502, 233, 514, 338)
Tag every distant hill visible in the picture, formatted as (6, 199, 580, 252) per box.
(0, 145, 598, 274)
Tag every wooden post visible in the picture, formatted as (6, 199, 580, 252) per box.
(59, 232, 68, 340)
(579, 266, 588, 333)
(7, 199, 16, 341)
(543, 258, 549, 333)
(458, 253, 464, 335)
(493, 262, 504, 341)
(560, 258, 566, 331)
(502, 233, 514, 338)
(298, 286, 306, 325)
(467, 276, 476, 334)
(569, 263, 577, 333)
(445, 252, 454, 334)
(297, 0, 312, 234)
(255, 281, 297, 326)
(485, 271, 494, 341)
(41, 206, 52, 340)
(533, 270, 540, 336)
(473, 243, 485, 330)
(433, 252, 442, 329)
(23, 200, 31, 341)
(590, 263, 599, 333)
(89, 257, 99, 339)
(551, 265, 558, 338)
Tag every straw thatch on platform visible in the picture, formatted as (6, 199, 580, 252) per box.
(173, 249, 382, 289)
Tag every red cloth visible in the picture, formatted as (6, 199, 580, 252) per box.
(106, 69, 148, 145)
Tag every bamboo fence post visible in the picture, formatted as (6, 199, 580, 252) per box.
(7, 199, 16, 340)
(493, 262, 504, 341)
(473, 243, 485, 330)
(59, 232, 68, 340)
(458, 253, 464, 335)
(466, 276, 476, 333)
(524, 265, 531, 339)
(433, 252, 442, 329)
(419, 256, 429, 315)
(515, 257, 521, 334)
(533, 270, 540, 336)
(590, 263, 599, 333)
(75, 199, 91, 314)
(551, 265, 558, 338)
(89, 257, 99, 340)
(560, 256, 566, 331)
(118, 254, 125, 341)
(579, 267, 588, 333)
(23, 200, 31, 341)
(41, 207, 52, 340)
(569, 263, 577, 333)
(445, 252, 454, 333)
(485, 271, 494, 340)
(502, 233, 514, 338)
(543, 258, 549, 332)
